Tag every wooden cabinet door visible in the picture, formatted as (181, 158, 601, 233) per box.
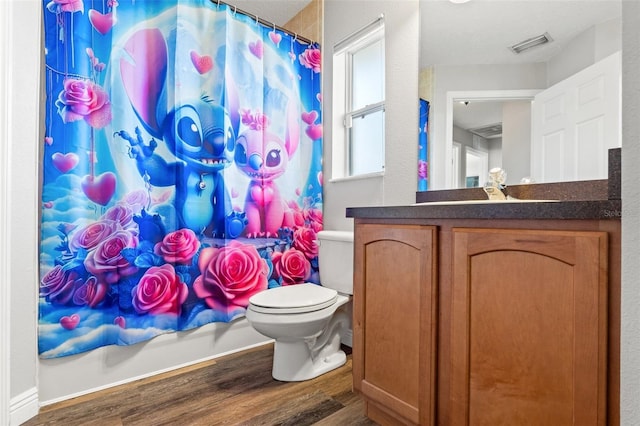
(353, 224, 437, 426)
(450, 228, 608, 426)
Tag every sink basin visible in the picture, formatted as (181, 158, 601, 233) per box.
(412, 199, 558, 206)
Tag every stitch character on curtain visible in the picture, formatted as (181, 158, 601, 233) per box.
(39, 0, 323, 358)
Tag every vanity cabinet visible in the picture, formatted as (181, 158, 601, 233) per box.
(351, 219, 618, 426)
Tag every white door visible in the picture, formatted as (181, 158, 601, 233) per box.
(531, 52, 621, 183)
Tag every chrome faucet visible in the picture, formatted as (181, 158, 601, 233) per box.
(483, 167, 507, 200)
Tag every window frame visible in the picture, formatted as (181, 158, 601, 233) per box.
(346, 101, 385, 176)
(332, 18, 385, 180)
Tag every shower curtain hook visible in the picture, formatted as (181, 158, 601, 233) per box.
(233, 5, 237, 16)
(273, 22, 276, 32)
(255, 14, 259, 25)
(215, 0, 220, 8)
(293, 33, 298, 42)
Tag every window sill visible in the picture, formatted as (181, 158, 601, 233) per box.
(329, 171, 385, 183)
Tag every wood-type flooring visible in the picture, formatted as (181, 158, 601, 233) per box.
(24, 343, 377, 426)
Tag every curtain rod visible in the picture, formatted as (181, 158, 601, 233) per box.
(208, 0, 314, 45)
(334, 14, 384, 52)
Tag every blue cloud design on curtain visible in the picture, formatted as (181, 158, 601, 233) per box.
(39, 0, 323, 358)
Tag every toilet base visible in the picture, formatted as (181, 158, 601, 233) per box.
(272, 339, 347, 382)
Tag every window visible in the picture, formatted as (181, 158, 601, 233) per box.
(332, 18, 385, 179)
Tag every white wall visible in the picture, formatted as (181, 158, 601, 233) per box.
(2, 1, 40, 424)
(501, 100, 532, 184)
(1, 5, 11, 424)
(323, 0, 420, 231)
(547, 17, 622, 87)
(488, 138, 502, 172)
(620, 1, 640, 424)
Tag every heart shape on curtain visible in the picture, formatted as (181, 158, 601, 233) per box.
(81, 172, 116, 206)
(249, 40, 263, 59)
(114, 316, 126, 328)
(301, 110, 318, 125)
(305, 124, 323, 140)
(88, 9, 116, 35)
(269, 31, 282, 46)
(60, 314, 80, 330)
(51, 152, 79, 173)
(190, 50, 213, 74)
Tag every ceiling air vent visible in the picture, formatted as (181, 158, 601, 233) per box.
(509, 32, 553, 54)
(468, 123, 502, 139)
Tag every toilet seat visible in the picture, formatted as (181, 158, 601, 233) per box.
(249, 283, 338, 314)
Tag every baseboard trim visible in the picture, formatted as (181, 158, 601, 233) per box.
(10, 387, 38, 426)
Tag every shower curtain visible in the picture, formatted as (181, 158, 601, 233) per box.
(418, 99, 429, 191)
(39, 0, 323, 358)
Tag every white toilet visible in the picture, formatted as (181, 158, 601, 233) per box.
(245, 230, 354, 381)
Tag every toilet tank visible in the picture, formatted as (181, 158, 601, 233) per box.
(317, 230, 354, 295)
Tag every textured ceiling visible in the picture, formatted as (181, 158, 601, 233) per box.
(420, 0, 621, 67)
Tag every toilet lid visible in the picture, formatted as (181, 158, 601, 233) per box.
(249, 284, 338, 314)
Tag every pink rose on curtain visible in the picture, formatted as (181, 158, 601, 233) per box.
(122, 190, 150, 214)
(292, 227, 319, 259)
(154, 228, 200, 265)
(131, 264, 189, 316)
(286, 201, 305, 227)
(69, 220, 121, 252)
(272, 248, 311, 285)
(193, 241, 268, 313)
(56, 78, 112, 128)
(299, 47, 321, 73)
(101, 204, 136, 230)
(84, 230, 138, 284)
(40, 265, 82, 305)
(304, 208, 323, 233)
(46, 0, 84, 13)
(418, 160, 428, 180)
(73, 276, 108, 308)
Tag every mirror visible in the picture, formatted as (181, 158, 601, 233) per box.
(419, 0, 622, 190)
(447, 90, 539, 187)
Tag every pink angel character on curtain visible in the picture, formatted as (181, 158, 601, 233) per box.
(235, 106, 299, 238)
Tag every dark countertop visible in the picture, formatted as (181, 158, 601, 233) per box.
(346, 199, 622, 221)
